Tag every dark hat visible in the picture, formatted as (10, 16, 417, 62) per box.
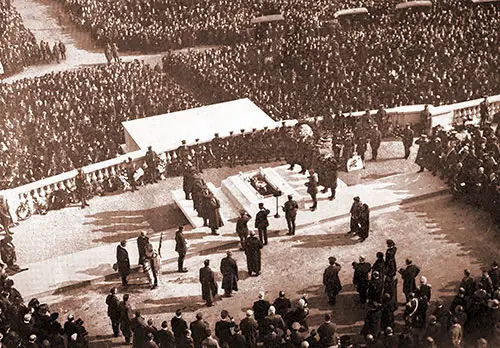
(328, 256, 336, 263)
(175, 309, 182, 316)
(204, 259, 210, 266)
(240, 129, 245, 133)
(279, 291, 285, 297)
(258, 203, 264, 208)
(181, 140, 186, 144)
(229, 131, 234, 135)
(195, 138, 200, 142)
(214, 133, 219, 137)
(252, 128, 257, 132)
(353, 196, 360, 201)
(177, 224, 184, 230)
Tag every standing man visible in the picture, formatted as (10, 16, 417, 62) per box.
(207, 192, 223, 235)
(75, 169, 89, 209)
(358, 203, 370, 242)
(420, 105, 432, 135)
(399, 258, 421, 303)
(119, 294, 134, 345)
(348, 197, 362, 234)
(370, 125, 382, 161)
(245, 231, 263, 277)
(305, 168, 319, 211)
(156, 321, 175, 348)
(175, 225, 188, 273)
(105, 287, 120, 337)
(253, 292, 271, 336)
(283, 195, 299, 235)
(126, 158, 138, 192)
(144, 146, 159, 184)
(0, 234, 19, 272)
(317, 313, 338, 348)
(480, 96, 490, 128)
(171, 309, 188, 342)
(190, 313, 210, 348)
(255, 203, 270, 245)
(236, 210, 251, 248)
(402, 124, 415, 160)
(323, 257, 342, 305)
(116, 240, 130, 287)
(220, 251, 238, 297)
(240, 310, 258, 348)
(353, 256, 371, 304)
(199, 259, 218, 307)
(137, 231, 149, 266)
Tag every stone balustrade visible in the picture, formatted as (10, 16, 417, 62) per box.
(1, 94, 499, 224)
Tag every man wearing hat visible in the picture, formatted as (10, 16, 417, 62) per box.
(199, 259, 218, 307)
(210, 133, 225, 168)
(420, 105, 432, 135)
(305, 168, 319, 211)
(144, 145, 159, 184)
(106, 287, 121, 337)
(323, 257, 342, 305)
(370, 124, 382, 161)
(175, 225, 188, 273)
(399, 259, 421, 303)
(255, 203, 270, 245)
(283, 195, 299, 235)
(415, 134, 430, 173)
(240, 310, 258, 348)
(353, 256, 371, 304)
(116, 240, 131, 286)
(348, 197, 362, 234)
(220, 251, 238, 297)
(401, 123, 415, 160)
(236, 210, 252, 249)
(245, 231, 263, 277)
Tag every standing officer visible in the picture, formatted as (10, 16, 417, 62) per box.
(220, 251, 239, 297)
(323, 257, 342, 305)
(175, 225, 188, 273)
(75, 169, 89, 209)
(144, 146, 159, 184)
(199, 260, 218, 307)
(211, 133, 225, 167)
(245, 231, 263, 277)
(116, 240, 131, 287)
(399, 258, 421, 303)
(420, 105, 432, 135)
(0, 195, 13, 234)
(401, 124, 415, 160)
(106, 287, 121, 337)
(348, 197, 362, 234)
(370, 125, 382, 161)
(306, 168, 319, 211)
(283, 195, 299, 235)
(353, 256, 371, 304)
(236, 210, 252, 248)
(480, 96, 490, 128)
(255, 203, 270, 245)
(126, 158, 138, 192)
(137, 231, 149, 266)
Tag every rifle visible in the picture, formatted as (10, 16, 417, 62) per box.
(158, 231, 163, 258)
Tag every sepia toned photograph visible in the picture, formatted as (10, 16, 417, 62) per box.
(0, 0, 499, 346)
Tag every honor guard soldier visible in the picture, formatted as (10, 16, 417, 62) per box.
(75, 168, 89, 209)
(401, 124, 415, 160)
(227, 131, 238, 168)
(211, 133, 225, 168)
(176, 140, 192, 173)
(370, 124, 382, 161)
(144, 146, 159, 184)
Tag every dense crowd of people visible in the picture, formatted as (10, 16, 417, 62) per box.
(0, 0, 41, 76)
(415, 122, 500, 224)
(164, 3, 500, 120)
(0, 61, 200, 190)
(106, 237, 500, 347)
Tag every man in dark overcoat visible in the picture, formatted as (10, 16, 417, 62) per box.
(245, 231, 263, 276)
(75, 169, 89, 209)
(348, 196, 362, 234)
(220, 251, 238, 297)
(353, 256, 371, 304)
(236, 210, 251, 248)
(207, 192, 223, 235)
(175, 225, 188, 273)
(189, 313, 210, 348)
(116, 240, 131, 286)
(254, 203, 270, 245)
(323, 257, 342, 305)
(105, 287, 120, 337)
(370, 124, 382, 161)
(399, 258, 421, 303)
(119, 294, 134, 344)
(137, 231, 149, 266)
(199, 259, 218, 307)
(240, 310, 258, 348)
(182, 166, 195, 200)
(283, 195, 298, 235)
(401, 124, 415, 160)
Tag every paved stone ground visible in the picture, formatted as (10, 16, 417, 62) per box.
(11, 140, 416, 265)
(35, 194, 499, 347)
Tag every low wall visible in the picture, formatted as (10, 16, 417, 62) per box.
(1, 94, 499, 223)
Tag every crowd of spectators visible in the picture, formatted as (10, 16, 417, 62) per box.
(164, 3, 500, 120)
(55, 0, 401, 51)
(0, 60, 200, 190)
(415, 122, 500, 224)
(0, 0, 41, 76)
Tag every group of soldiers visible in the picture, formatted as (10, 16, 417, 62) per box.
(413, 123, 499, 223)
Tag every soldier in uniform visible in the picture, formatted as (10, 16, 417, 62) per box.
(236, 210, 252, 249)
(199, 260, 218, 307)
(144, 146, 159, 184)
(116, 240, 131, 286)
(211, 133, 225, 168)
(176, 140, 192, 172)
(283, 195, 298, 235)
(399, 258, 421, 303)
(415, 135, 430, 173)
(175, 225, 188, 273)
(420, 105, 432, 135)
(182, 165, 195, 200)
(227, 131, 238, 168)
(255, 203, 270, 245)
(348, 197, 362, 234)
(342, 134, 355, 170)
(238, 129, 248, 165)
(353, 256, 371, 304)
(105, 287, 121, 337)
(284, 129, 299, 170)
(323, 256, 342, 305)
(480, 96, 490, 128)
(207, 191, 223, 235)
(191, 173, 206, 215)
(0, 234, 20, 271)
(402, 124, 415, 160)
(370, 125, 382, 161)
(126, 158, 138, 192)
(75, 169, 89, 209)
(356, 136, 368, 163)
(220, 251, 238, 297)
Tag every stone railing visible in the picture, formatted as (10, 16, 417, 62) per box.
(1, 94, 499, 223)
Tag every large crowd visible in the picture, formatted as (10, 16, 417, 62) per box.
(0, 0, 41, 76)
(0, 61, 200, 190)
(164, 3, 500, 120)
